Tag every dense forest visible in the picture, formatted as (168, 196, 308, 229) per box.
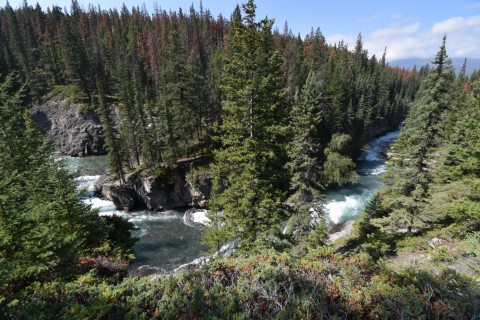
(0, 0, 418, 167)
(1, 0, 479, 318)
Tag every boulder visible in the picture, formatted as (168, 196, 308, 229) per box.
(95, 179, 137, 211)
(134, 175, 191, 211)
(428, 237, 445, 249)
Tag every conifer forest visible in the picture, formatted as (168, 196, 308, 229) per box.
(0, 1, 479, 318)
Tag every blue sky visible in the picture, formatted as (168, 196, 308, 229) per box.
(4, 0, 480, 61)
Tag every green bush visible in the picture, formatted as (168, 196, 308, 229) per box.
(8, 249, 480, 319)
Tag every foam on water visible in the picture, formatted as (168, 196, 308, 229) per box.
(75, 175, 101, 197)
(184, 209, 211, 226)
(81, 197, 120, 215)
(128, 211, 180, 223)
(324, 129, 400, 224)
(74, 175, 101, 183)
(324, 196, 364, 224)
(368, 165, 386, 176)
(192, 211, 210, 225)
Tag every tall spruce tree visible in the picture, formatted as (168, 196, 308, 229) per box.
(204, 0, 290, 252)
(0, 75, 107, 288)
(96, 77, 126, 183)
(374, 36, 455, 233)
(285, 70, 327, 244)
(287, 70, 323, 205)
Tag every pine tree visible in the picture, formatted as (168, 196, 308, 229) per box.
(204, 0, 290, 252)
(377, 36, 455, 233)
(322, 133, 359, 186)
(285, 70, 328, 243)
(287, 70, 323, 205)
(0, 75, 107, 288)
(96, 77, 125, 183)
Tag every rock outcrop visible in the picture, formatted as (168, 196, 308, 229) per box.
(328, 220, 355, 244)
(94, 167, 212, 211)
(133, 174, 192, 211)
(31, 100, 106, 156)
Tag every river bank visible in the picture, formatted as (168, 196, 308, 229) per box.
(67, 129, 400, 273)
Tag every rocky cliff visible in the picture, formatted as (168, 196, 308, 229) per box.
(94, 166, 212, 211)
(31, 100, 106, 156)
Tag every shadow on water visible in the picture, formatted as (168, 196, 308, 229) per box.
(64, 156, 209, 275)
(66, 129, 400, 274)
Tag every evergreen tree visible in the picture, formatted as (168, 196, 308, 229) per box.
(287, 70, 323, 205)
(375, 36, 455, 233)
(285, 70, 328, 243)
(96, 77, 126, 183)
(0, 75, 107, 288)
(204, 0, 290, 252)
(322, 133, 358, 186)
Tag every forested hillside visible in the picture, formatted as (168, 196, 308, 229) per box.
(339, 36, 480, 277)
(1, 1, 479, 318)
(0, 0, 418, 173)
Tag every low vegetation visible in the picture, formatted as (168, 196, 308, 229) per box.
(0, 0, 479, 318)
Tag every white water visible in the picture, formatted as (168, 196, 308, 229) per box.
(67, 159, 207, 275)
(67, 129, 399, 273)
(323, 130, 400, 224)
(183, 208, 211, 227)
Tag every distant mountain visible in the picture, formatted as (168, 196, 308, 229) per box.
(390, 57, 480, 75)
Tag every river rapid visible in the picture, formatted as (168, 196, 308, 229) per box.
(324, 130, 400, 224)
(65, 157, 208, 275)
(65, 129, 399, 274)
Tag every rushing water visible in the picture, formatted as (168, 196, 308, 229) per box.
(65, 157, 208, 275)
(323, 130, 400, 224)
(66, 129, 399, 273)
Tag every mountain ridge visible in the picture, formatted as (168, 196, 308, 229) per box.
(390, 57, 480, 74)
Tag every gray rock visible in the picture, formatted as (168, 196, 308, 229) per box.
(328, 220, 355, 243)
(94, 168, 212, 211)
(134, 175, 191, 211)
(95, 178, 137, 211)
(31, 100, 106, 156)
(187, 172, 212, 208)
(428, 237, 445, 249)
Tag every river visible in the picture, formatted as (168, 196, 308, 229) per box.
(65, 157, 208, 275)
(324, 130, 400, 224)
(65, 129, 399, 273)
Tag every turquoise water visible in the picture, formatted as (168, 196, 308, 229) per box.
(66, 156, 208, 274)
(67, 129, 399, 272)
(323, 130, 400, 224)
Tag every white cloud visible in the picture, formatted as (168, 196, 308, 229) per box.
(326, 15, 480, 61)
(431, 15, 480, 33)
(373, 23, 419, 37)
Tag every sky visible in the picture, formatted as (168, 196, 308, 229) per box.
(4, 0, 480, 62)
